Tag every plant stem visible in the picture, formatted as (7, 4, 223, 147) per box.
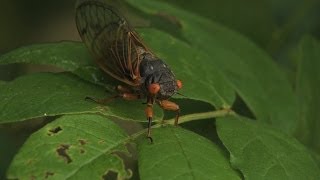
(162, 108, 235, 125)
(129, 108, 234, 141)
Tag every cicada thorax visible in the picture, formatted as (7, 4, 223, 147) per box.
(138, 53, 178, 100)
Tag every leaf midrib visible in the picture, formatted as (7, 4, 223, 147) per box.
(171, 128, 196, 180)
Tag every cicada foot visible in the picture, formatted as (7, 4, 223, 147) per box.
(147, 135, 154, 144)
(145, 105, 154, 144)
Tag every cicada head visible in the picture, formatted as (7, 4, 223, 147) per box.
(139, 57, 182, 100)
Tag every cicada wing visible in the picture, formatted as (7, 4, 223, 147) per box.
(75, 0, 149, 86)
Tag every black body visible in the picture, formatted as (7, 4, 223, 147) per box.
(139, 53, 178, 100)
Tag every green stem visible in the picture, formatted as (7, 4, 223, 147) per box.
(162, 108, 235, 125)
(129, 108, 234, 141)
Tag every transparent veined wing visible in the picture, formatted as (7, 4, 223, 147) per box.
(75, 0, 150, 86)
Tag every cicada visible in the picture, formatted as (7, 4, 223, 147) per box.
(75, 0, 182, 142)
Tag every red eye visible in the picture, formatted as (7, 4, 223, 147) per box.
(176, 80, 182, 89)
(148, 83, 161, 95)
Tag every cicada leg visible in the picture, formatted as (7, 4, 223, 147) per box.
(158, 100, 180, 126)
(144, 99, 180, 143)
(145, 96, 155, 143)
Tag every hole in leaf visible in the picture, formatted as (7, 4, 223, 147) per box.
(78, 139, 87, 145)
(44, 171, 54, 179)
(56, 144, 72, 164)
(80, 149, 86, 154)
(47, 126, 62, 136)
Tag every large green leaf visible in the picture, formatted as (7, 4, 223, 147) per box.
(216, 116, 320, 179)
(0, 40, 235, 110)
(294, 36, 320, 154)
(0, 72, 163, 123)
(129, 0, 298, 134)
(0, 41, 93, 70)
(0, 41, 131, 89)
(7, 114, 132, 179)
(137, 126, 240, 180)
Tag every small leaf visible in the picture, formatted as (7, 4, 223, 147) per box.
(7, 114, 132, 179)
(216, 116, 320, 179)
(0, 72, 163, 123)
(295, 35, 320, 154)
(137, 126, 240, 180)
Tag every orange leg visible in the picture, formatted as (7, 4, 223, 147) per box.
(158, 100, 180, 126)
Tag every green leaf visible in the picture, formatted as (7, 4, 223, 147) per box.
(0, 40, 235, 110)
(0, 41, 93, 70)
(137, 126, 240, 180)
(0, 41, 133, 87)
(128, 0, 298, 134)
(216, 116, 320, 179)
(0, 72, 163, 123)
(294, 35, 320, 154)
(0, 39, 236, 110)
(7, 114, 132, 179)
